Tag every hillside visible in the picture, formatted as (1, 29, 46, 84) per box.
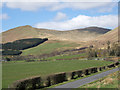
(2, 25, 110, 43)
(87, 27, 119, 48)
(95, 27, 118, 42)
(21, 40, 81, 56)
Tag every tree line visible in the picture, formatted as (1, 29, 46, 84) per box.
(86, 41, 120, 59)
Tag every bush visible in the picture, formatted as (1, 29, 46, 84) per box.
(90, 67, 98, 73)
(115, 62, 119, 66)
(41, 76, 51, 87)
(48, 72, 66, 85)
(99, 67, 102, 71)
(66, 72, 73, 81)
(84, 69, 90, 75)
(9, 76, 41, 90)
(71, 71, 78, 79)
(75, 70, 83, 77)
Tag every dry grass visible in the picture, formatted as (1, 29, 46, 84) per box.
(2, 25, 109, 43)
(87, 27, 119, 48)
(81, 71, 118, 88)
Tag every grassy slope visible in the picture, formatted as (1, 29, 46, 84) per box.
(2, 25, 110, 43)
(87, 27, 119, 48)
(2, 25, 39, 43)
(80, 71, 119, 88)
(46, 53, 86, 60)
(21, 40, 81, 56)
(2, 60, 112, 88)
(96, 27, 118, 42)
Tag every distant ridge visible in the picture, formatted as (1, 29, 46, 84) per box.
(87, 27, 119, 48)
(2, 25, 111, 43)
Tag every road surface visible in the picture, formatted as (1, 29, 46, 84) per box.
(53, 67, 119, 88)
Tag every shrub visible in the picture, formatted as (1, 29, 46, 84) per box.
(66, 72, 72, 81)
(107, 63, 115, 68)
(99, 67, 102, 71)
(75, 70, 83, 77)
(48, 72, 66, 85)
(102, 66, 106, 70)
(41, 76, 51, 87)
(90, 67, 98, 73)
(71, 71, 78, 79)
(9, 76, 41, 90)
(115, 62, 119, 66)
(84, 69, 90, 75)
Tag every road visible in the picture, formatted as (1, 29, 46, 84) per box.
(52, 67, 119, 88)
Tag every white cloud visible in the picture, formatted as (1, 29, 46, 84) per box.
(0, 13, 9, 20)
(98, 2, 117, 13)
(5, 2, 56, 11)
(3, 1, 117, 12)
(2, 0, 118, 2)
(54, 12, 67, 21)
(0, 3, 2, 8)
(49, 2, 114, 11)
(34, 15, 118, 30)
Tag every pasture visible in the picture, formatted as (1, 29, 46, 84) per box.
(2, 60, 112, 88)
(21, 40, 81, 56)
(46, 53, 86, 60)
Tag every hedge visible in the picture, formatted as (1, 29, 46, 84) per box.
(9, 76, 41, 89)
(9, 62, 119, 90)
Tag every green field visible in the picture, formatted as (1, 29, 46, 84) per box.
(46, 53, 86, 60)
(21, 40, 80, 56)
(2, 60, 112, 88)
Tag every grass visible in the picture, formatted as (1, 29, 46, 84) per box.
(80, 71, 119, 88)
(2, 60, 112, 88)
(47, 67, 118, 89)
(45, 53, 86, 60)
(21, 40, 80, 56)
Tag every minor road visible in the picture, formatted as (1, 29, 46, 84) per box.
(53, 67, 119, 88)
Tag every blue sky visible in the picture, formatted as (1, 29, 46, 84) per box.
(1, 1, 118, 32)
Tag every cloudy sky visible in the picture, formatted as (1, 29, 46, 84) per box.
(1, 0, 119, 32)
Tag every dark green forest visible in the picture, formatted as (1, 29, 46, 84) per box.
(2, 38, 48, 55)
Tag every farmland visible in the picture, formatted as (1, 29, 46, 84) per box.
(21, 40, 81, 56)
(2, 60, 113, 88)
(45, 53, 86, 60)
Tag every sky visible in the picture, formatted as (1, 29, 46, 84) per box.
(0, 0, 119, 32)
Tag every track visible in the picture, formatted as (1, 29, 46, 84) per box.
(53, 68, 119, 88)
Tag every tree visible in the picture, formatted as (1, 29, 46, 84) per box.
(107, 41, 111, 56)
(86, 47, 97, 60)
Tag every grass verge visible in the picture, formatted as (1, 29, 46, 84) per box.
(45, 67, 118, 89)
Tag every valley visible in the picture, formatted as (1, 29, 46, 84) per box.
(1, 25, 120, 89)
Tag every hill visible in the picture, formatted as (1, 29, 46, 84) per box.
(2, 25, 111, 43)
(87, 27, 119, 48)
(21, 40, 81, 56)
(95, 27, 118, 42)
